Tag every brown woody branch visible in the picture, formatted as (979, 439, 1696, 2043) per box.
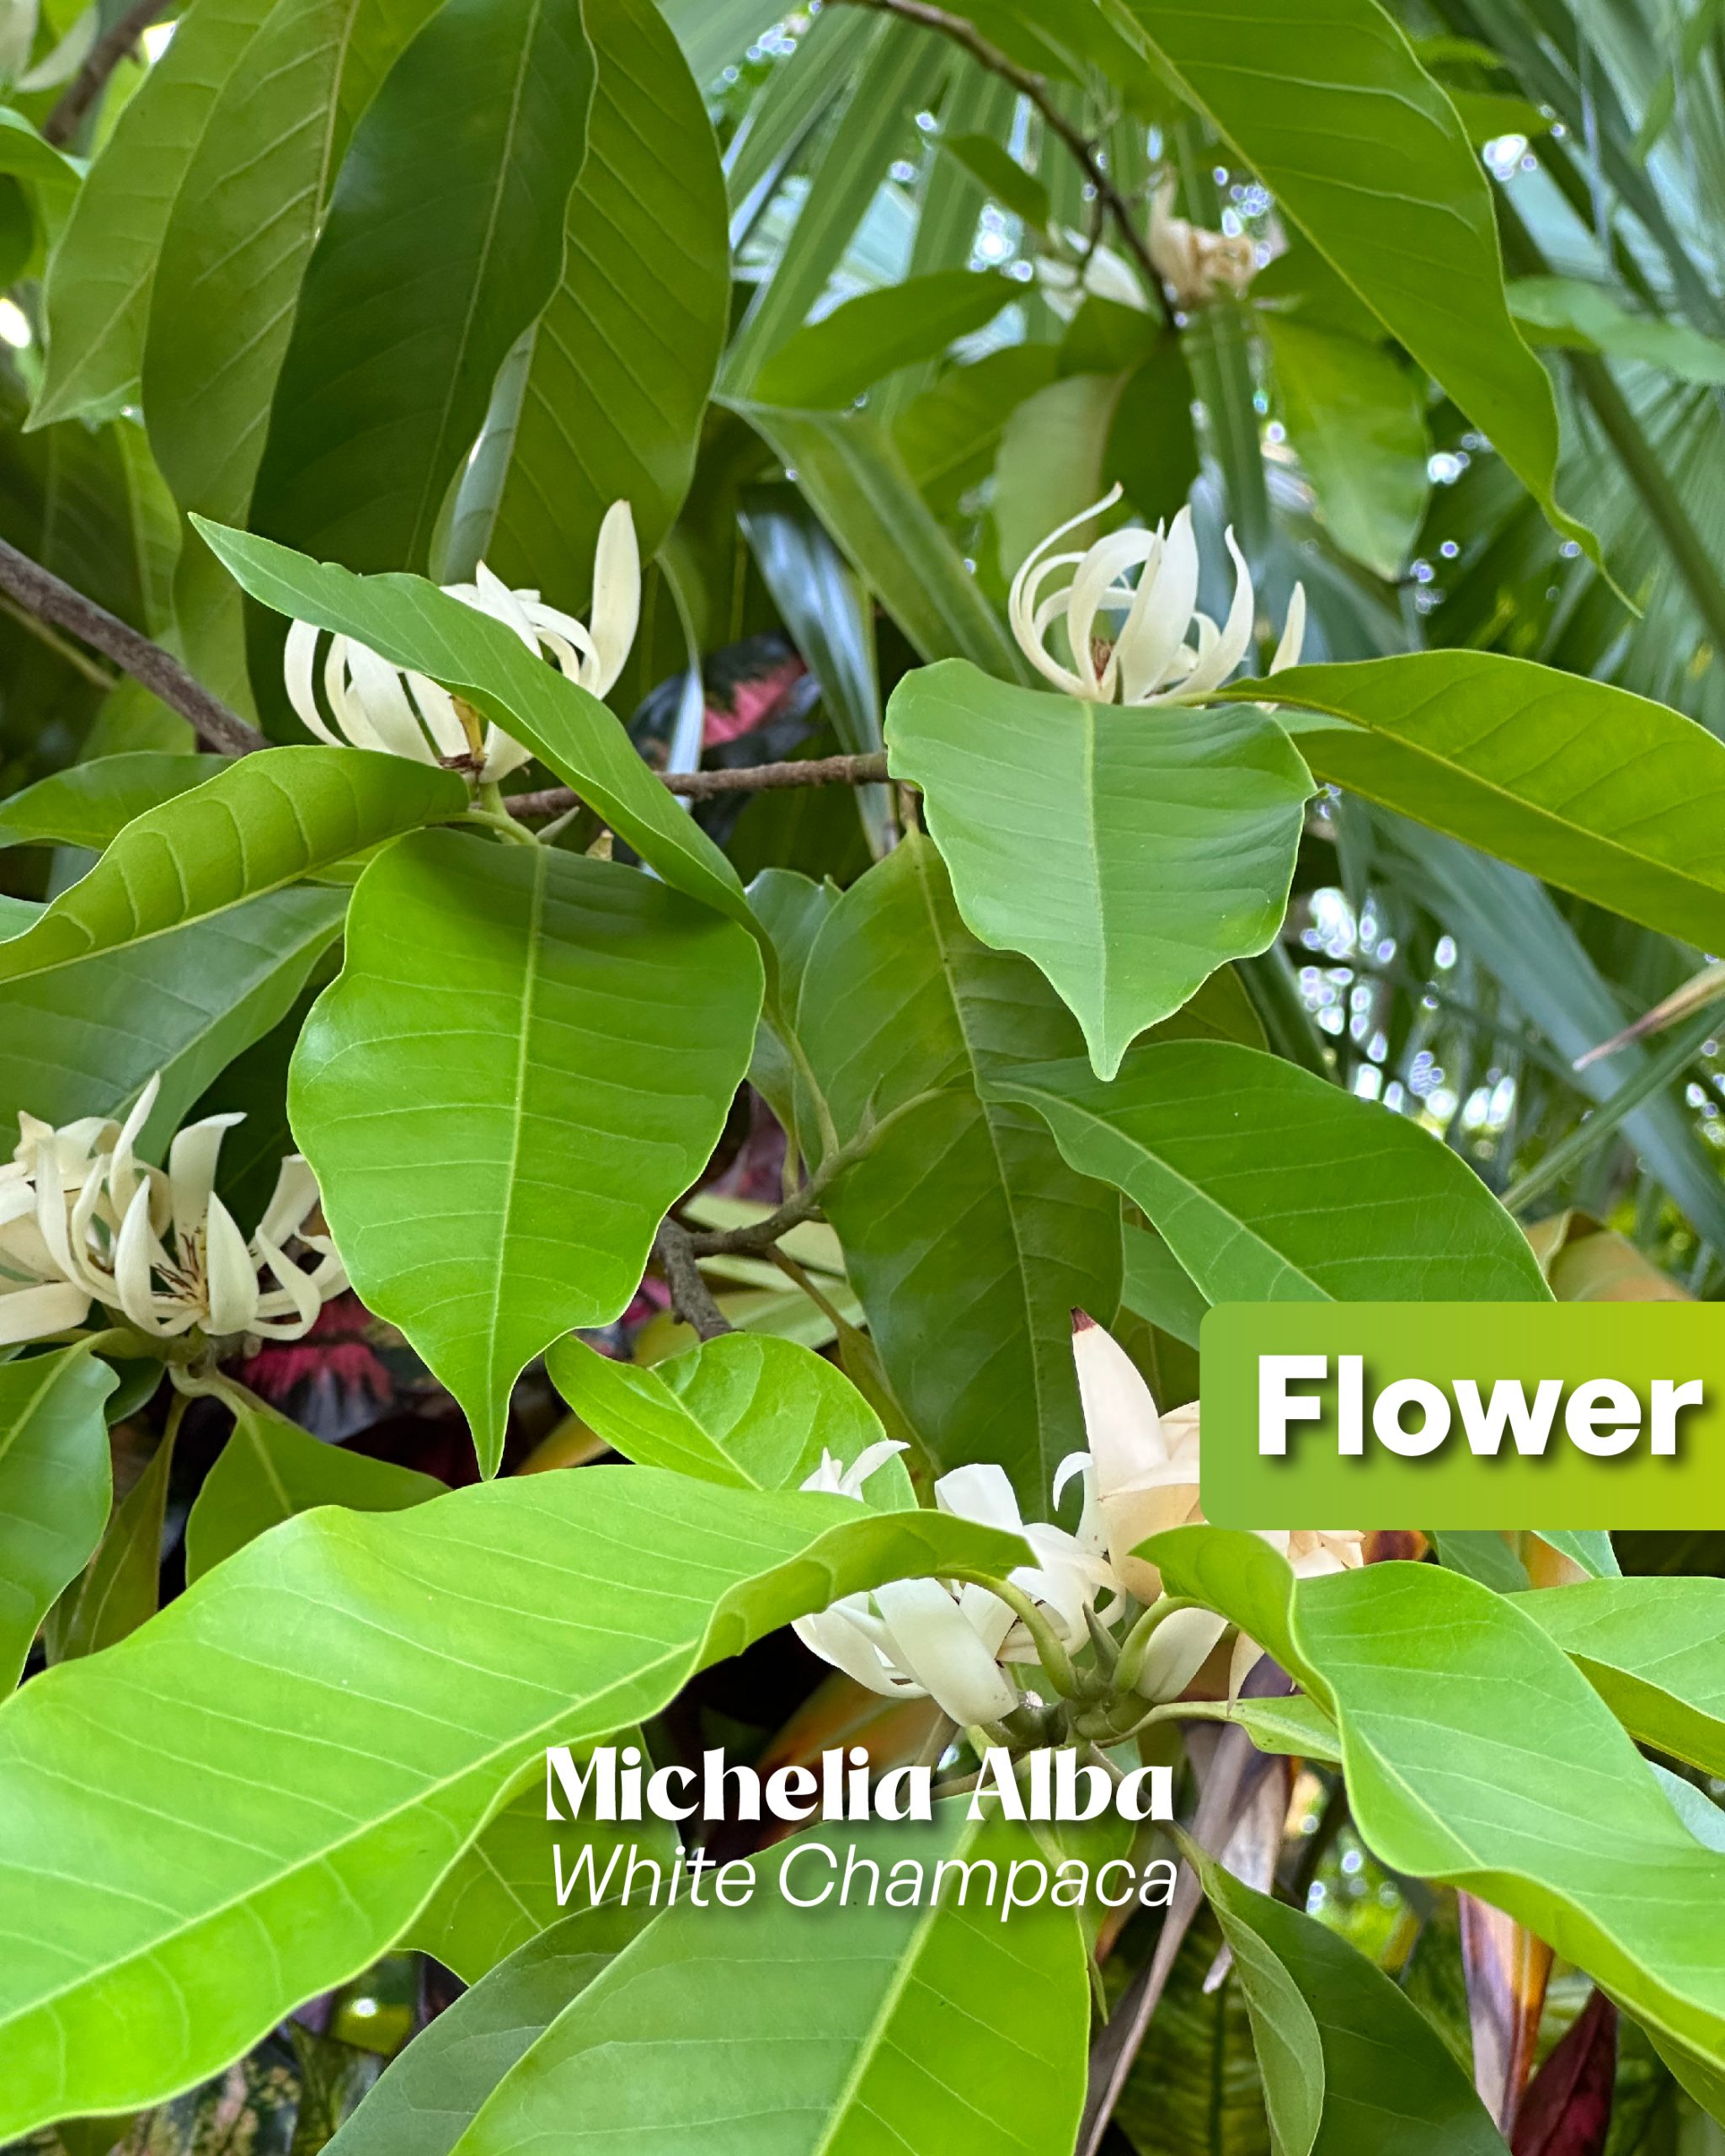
(44, 0, 164, 147)
(652, 1220, 734, 1340)
(834, 0, 1172, 325)
(505, 750, 890, 819)
(0, 537, 266, 755)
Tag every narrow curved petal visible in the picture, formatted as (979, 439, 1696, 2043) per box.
(1117, 508, 1202, 702)
(793, 1608, 918, 1699)
(933, 1460, 1025, 1535)
(166, 1114, 242, 1255)
(403, 672, 473, 763)
(1270, 582, 1307, 675)
(249, 1231, 321, 1338)
(113, 1182, 174, 1336)
(1010, 486, 1124, 690)
(1066, 525, 1159, 700)
(1135, 1606, 1229, 1703)
(1172, 526, 1255, 699)
(284, 622, 342, 745)
(871, 1577, 1021, 1726)
(588, 500, 641, 696)
(0, 1278, 90, 1345)
(1073, 1317, 1169, 1495)
(342, 643, 435, 762)
(254, 1155, 318, 1250)
(203, 1194, 259, 1336)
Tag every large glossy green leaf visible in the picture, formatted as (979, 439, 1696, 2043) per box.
(798, 832, 1123, 1506)
(0, 1347, 115, 1693)
(142, 0, 431, 531)
(738, 407, 1030, 680)
(406, 1768, 675, 1983)
(1114, 0, 1583, 549)
(1252, 653, 1725, 953)
(291, 830, 763, 1472)
(993, 1040, 1550, 1303)
(1517, 1578, 1725, 1780)
(889, 659, 1315, 1078)
(0, 754, 227, 852)
(0, 1466, 1028, 2136)
(184, 1393, 445, 1582)
(1261, 318, 1429, 580)
(1153, 1532, 1725, 2066)
(1195, 1844, 1504, 2154)
(445, 1810, 1089, 2156)
(0, 748, 460, 996)
(196, 523, 753, 926)
(248, 0, 594, 575)
(327, 1902, 656, 2156)
(31, 0, 277, 427)
(0, 882, 346, 1139)
(753, 270, 1016, 409)
(465, 0, 728, 597)
(547, 1331, 895, 1492)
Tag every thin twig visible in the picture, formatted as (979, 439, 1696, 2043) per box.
(652, 1220, 733, 1341)
(0, 538, 265, 755)
(505, 750, 891, 820)
(43, 0, 163, 147)
(834, 0, 1172, 325)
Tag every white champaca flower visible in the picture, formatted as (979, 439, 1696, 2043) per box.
(1058, 1315, 1365, 1701)
(1009, 485, 1306, 706)
(793, 1444, 1121, 1729)
(1147, 175, 1258, 310)
(284, 499, 641, 784)
(0, 1075, 345, 1348)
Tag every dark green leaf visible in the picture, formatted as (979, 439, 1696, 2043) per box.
(753, 270, 1017, 409)
(0, 1347, 116, 1691)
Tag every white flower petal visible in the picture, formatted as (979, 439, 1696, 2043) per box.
(587, 500, 641, 696)
(871, 1577, 1022, 1726)
(203, 1193, 259, 1336)
(1270, 582, 1306, 675)
(0, 1278, 90, 1345)
(1172, 525, 1254, 699)
(285, 621, 342, 744)
(1117, 508, 1203, 702)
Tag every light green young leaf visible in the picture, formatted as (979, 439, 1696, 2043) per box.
(889, 659, 1315, 1079)
(446, 1810, 1090, 2156)
(194, 522, 753, 928)
(1532, 1529, 1621, 1579)
(32, 0, 277, 426)
(247, 0, 595, 575)
(547, 1331, 900, 1496)
(893, 344, 1059, 520)
(184, 1393, 445, 1582)
(1517, 1577, 1725, 1779)
(405, 1767, 675, 1983)
(326, 1901, 657, 2156)
(753, 269, 1017, 409)
(0, 1347, 116, 1692)
(1114, 0, 1588, 552)
(290, 830, 763, 1473)
(1510, 275, 1725, 386)
(1153, 1532, 1725, 2066)
(1249, 652, 1725, 954)
(466, 0, 729, 597)
(0, 753, 227, 852)
(798, 833, 1123, 1508)
(1194, 1843, 1505, 2155)
(0, 748, 461, 995)
(1263, 318, 1429, 579)
(994, 1041, 1551, 1303)
(0, 1467, 1028, 2137)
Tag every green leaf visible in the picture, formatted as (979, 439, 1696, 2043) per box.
(1155, 1534, 1725, 2066)
(889, 659, 1315, 1079)
(798, 832, 1123, 1506)
(737, 406, 1030, 680)
(753, 270, 1017, 409)
(1262, 318, 1429, 579)
(194, 522, 753, 929)
(142, 0, 434, 533)
(0, 1466, 1028, 2136)
(184, 1393, 445, 1582)
(547, 1331, 900, 1494)
(0, 882, 347, 1139)
(991, 371, 1130, 584)
(1223, 1692, 1343, 1766)
(326, 1902, 657, 2156)
(994, 1040, 1551, 1302)
(290, 830, 763, 1473)
(1533, 1529, 1621, 1579)
(1434, 1532, 1532, 1594)
(1194, 1843, 1505, 2154)
(937, 130, 1049, 229)
(1255, 653, 1725, 954)
(0, 1347, 116, 1692)
(1114, 0, 1587, 552)
(31, 0, 277, 427)
(0, 753, 227, 851)
(1517, 1577, 1725, 1780)
(52, 1417, 178, 1662)
(443, 1810, 1090, 2156)
(248, 0, 595, 574)
(0, 748, 461, 1000)
(892, 344, 1059, 520)
(462, 0, 729, 595)
(406, 1768, 675, 1983)
(1509, 276, 1725, 387)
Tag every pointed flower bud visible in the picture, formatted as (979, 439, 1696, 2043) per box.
(1008, 487, 1305, 706)
(284, 500, 642, 782)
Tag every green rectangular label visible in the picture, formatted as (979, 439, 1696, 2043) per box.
(1199, 1302, 1725, 1529)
